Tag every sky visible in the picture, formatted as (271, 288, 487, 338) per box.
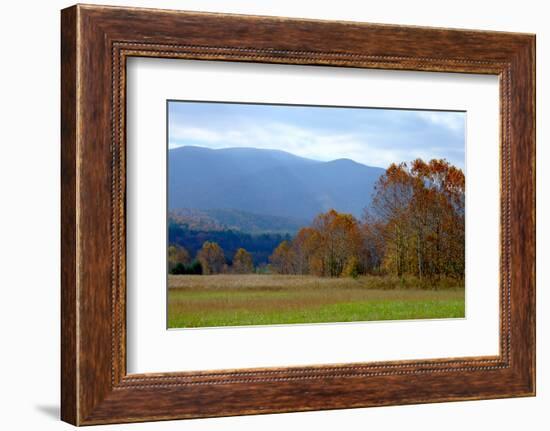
(168, 101, 465, 170)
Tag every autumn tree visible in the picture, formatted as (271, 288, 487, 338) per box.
(360, 209, 385, 273)
(269, 240, 296, 274)
(232, 248, 254, 274)
(291, 227, 320, 275)
(197, 241, 225, 275)
(367, 158, 465, 280)
(311, 210, 364, 277)
(167, 244, 191, 273)
(270, 210, 365, 277)
(410, 159, 464, 279)
(370, 163, 415, 277)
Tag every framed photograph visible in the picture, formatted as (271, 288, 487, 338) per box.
(61, 4, 535, 425)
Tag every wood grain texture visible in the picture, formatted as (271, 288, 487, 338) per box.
(60, 4, 535, 425)
(60, 5, 78, 425)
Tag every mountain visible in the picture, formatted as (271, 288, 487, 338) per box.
(168, 146, 385, 220)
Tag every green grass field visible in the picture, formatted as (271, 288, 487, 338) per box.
(167, 274, 465, 328)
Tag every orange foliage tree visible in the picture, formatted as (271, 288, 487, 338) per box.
(369, 159, 465, 279)
(270, 210, 365, 277)
(197, 241, 225, 275)
(269, 240, 296, 274)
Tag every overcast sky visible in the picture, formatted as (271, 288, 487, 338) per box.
(168, 101, 465, 170)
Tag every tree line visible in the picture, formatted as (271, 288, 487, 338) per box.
(168, 221, 291, 266)
(269, 159, 464, 280)
(168, 242, 254, 275)
(169, 159, 465, 280)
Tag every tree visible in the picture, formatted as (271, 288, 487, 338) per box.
(291, 227, 320, 275)
(410, 159, 465, 279)
(367, 158, 465, 280)
(311, 209, 364, 277)
(197, 241, 225, 275)
(232, 248, 254, 274)
(360, 209, 385, 273)
(370, 163, 415, 277)
(271, 209, 365, 277)
(168, 244, 190, 273)
(269, 240, 296, 274)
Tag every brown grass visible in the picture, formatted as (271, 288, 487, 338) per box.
(168, 274, 463, 291)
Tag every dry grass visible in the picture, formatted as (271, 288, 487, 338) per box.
(168, 274, 463, 291)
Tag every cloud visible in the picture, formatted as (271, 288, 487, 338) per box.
(168, 102, 465, 169)
(169, 125, 223, 143)
(414, 111, 465, 133)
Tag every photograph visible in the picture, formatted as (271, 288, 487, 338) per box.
(166, 101, 466, 328)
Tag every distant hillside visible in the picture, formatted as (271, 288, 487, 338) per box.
(170, 208, 308, 235)
(168, 146, 385, 220)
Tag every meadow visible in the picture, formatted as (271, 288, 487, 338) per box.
(167, 274, 465, 328)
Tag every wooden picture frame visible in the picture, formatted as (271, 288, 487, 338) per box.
(61, 4, 535, 425)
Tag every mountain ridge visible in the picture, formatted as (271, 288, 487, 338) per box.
(168, 145, 385, 220)
(170, 145, 382, 169)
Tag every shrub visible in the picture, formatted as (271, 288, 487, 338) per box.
(170, 260, 203, 275)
